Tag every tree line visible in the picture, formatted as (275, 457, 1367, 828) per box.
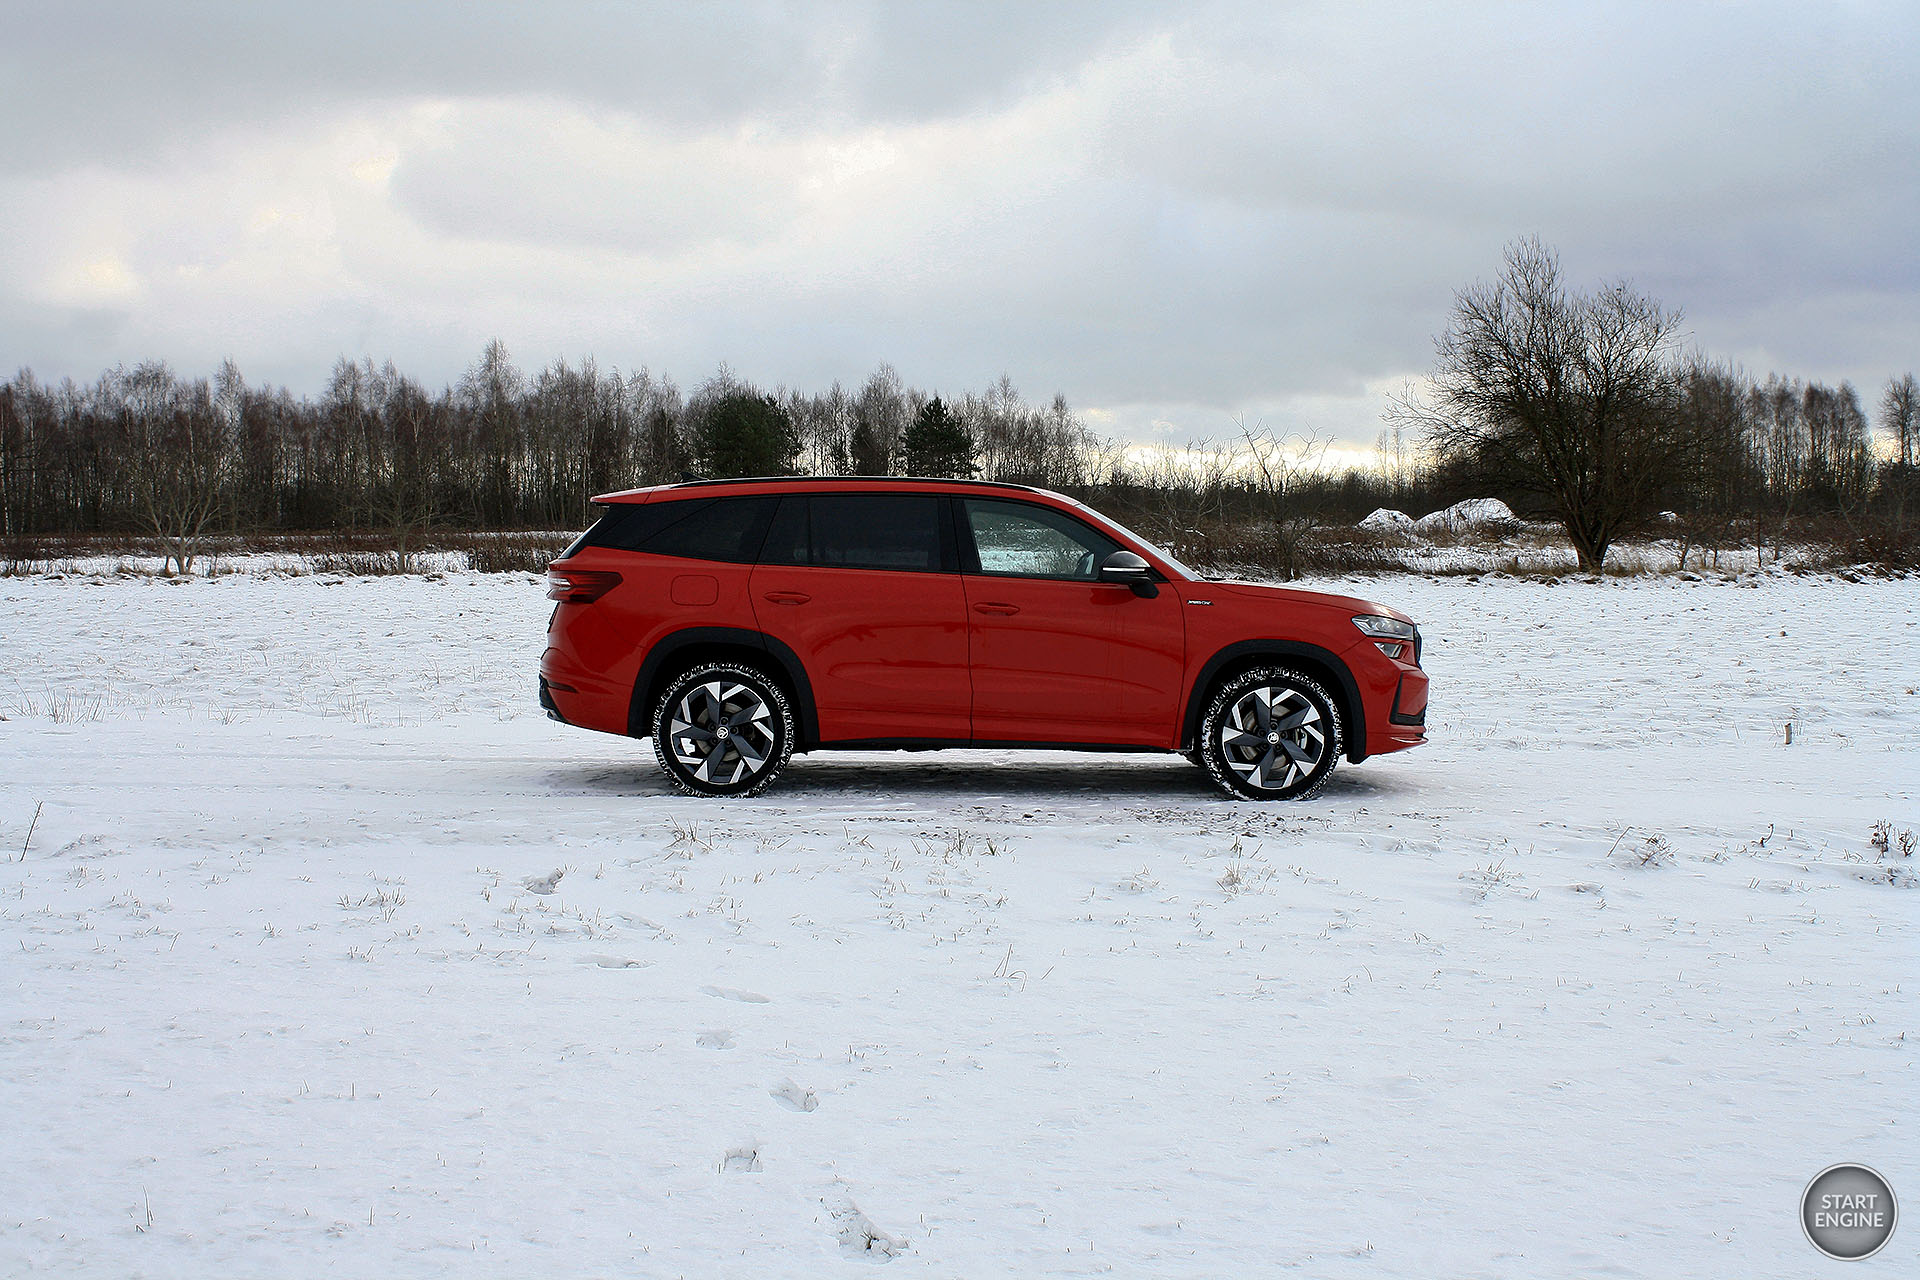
(1405, 237, 1915, 570)
(0, 343, 1119, 568)
(2, 258, 1914, 573)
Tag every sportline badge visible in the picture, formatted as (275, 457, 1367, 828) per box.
(1802, 1164, 1897, 1261)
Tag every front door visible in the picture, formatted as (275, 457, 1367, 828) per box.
(958, 497, 1185, 746)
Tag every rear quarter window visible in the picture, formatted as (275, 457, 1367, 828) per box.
(573, 497, 775, 563)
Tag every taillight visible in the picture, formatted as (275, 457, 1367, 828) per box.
(547, 569, 622, 603)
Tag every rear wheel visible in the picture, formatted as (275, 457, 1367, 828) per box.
(1198, 666, 1342, 801)
(652, 661, 795, 797)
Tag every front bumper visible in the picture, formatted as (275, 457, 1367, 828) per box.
(1389, 673, 1427, 727)
(538, 675, 569, 724)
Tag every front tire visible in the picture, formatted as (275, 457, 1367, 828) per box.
(652, 661, 795, 797)
(1198, 666, 1342, 801)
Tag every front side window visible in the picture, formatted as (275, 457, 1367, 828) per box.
(963, 498, 1119, 580)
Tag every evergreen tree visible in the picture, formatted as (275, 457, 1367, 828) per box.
(692, 390, 797, 478)
(900, 396, 977, 478)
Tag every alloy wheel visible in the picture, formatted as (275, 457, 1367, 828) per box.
(1219, 684, 1327, 792)
(1199, 666, 1342, 801)
(663, 678, 779, 787)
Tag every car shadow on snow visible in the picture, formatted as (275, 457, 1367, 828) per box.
(548, 750, 1413, 805)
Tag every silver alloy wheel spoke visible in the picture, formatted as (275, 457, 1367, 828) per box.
(1220, 685, 1325, 791)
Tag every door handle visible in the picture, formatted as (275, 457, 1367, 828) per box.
(762, 591, 811, 605)
(973, 601, 1020, 616)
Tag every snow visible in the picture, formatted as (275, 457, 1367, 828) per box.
(2, 570, 1916, 1277)
(1358, 508, 1415, 531)
(1412, 497, 1517, 534)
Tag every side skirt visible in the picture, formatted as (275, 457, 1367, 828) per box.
(810, 738, 1170, 754)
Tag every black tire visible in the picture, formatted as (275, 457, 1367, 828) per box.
(651, 660, 795, 797)
(1198, 666, 1343, 801)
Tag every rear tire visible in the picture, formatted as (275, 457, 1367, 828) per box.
(652, 660, 795, 797)
(1198, 666, 1342, 801)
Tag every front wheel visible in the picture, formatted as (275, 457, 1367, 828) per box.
(1198, 666, 1343, 801)
(652, 661, 795, 797)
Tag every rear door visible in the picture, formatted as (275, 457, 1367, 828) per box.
(749, 492, 971, 742)
(958, 497, 1185, 746)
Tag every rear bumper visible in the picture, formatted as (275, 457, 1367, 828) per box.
(539, 646, 631, 735)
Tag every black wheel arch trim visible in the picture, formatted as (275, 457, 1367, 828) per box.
(630, 626, 820, 748)
(1184, 640, 1368, 763)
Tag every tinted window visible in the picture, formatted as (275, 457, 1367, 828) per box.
(808, 494, 944, 572)
(759, 495, 809, 566)
(576, 501, 702, 554)
(578, 497, 774, 562)
(644, 497, 775, 562)
(963, 498, 1119, 580)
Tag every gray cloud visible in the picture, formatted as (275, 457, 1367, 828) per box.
(1, 0, 1914, 448)
(0, 1, 1160, 169)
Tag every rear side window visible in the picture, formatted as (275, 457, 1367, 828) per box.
(576, 497, 774, 563)
(759, 493, 949, 572)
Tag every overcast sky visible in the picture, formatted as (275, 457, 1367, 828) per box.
(2, 0, 1915, 452)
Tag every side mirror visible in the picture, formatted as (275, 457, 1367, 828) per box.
(1097, 550, 1160, 598)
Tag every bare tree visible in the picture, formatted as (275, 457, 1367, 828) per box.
(628, 368, 686, 486)
(1373, 421, 1420, 507)
(1238, 421, 1331, 580)
(0, 372, 33, 543)
(1875, 373, 1919, 531)
(1881, 374, 1918, 469)
(1402, 237, 1686, 572)
(1671, 361, 1757, 568)
(124, 362, 232, 575)
(850, 365, 905, 475)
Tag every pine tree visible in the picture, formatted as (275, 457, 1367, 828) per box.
(692, 390, 798, 478)
(899, 397, 977, 478)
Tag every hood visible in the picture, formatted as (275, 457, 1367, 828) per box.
(1205, 579, 1416, 625)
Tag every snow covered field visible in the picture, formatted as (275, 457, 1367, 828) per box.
(2, 570, 1915, 1277)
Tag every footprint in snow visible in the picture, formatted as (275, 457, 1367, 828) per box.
(522, 868, 565, 895)
(828, 1192, 906, 1262)
(701, 984, 770, 1003)
(696, 1029, 735, 1050)
(770, 1080, 819, 1112)
(1376, 1075, 1429, 1102)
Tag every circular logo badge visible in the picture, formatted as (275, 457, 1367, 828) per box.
(1802, 1164, 1897, 1261)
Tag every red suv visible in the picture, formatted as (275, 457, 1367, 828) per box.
(540, 477, 1427, 799)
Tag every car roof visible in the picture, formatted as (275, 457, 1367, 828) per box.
(591, 476, 1066, 504)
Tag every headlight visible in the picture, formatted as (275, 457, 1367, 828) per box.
(1353, 614, 1415, 641)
